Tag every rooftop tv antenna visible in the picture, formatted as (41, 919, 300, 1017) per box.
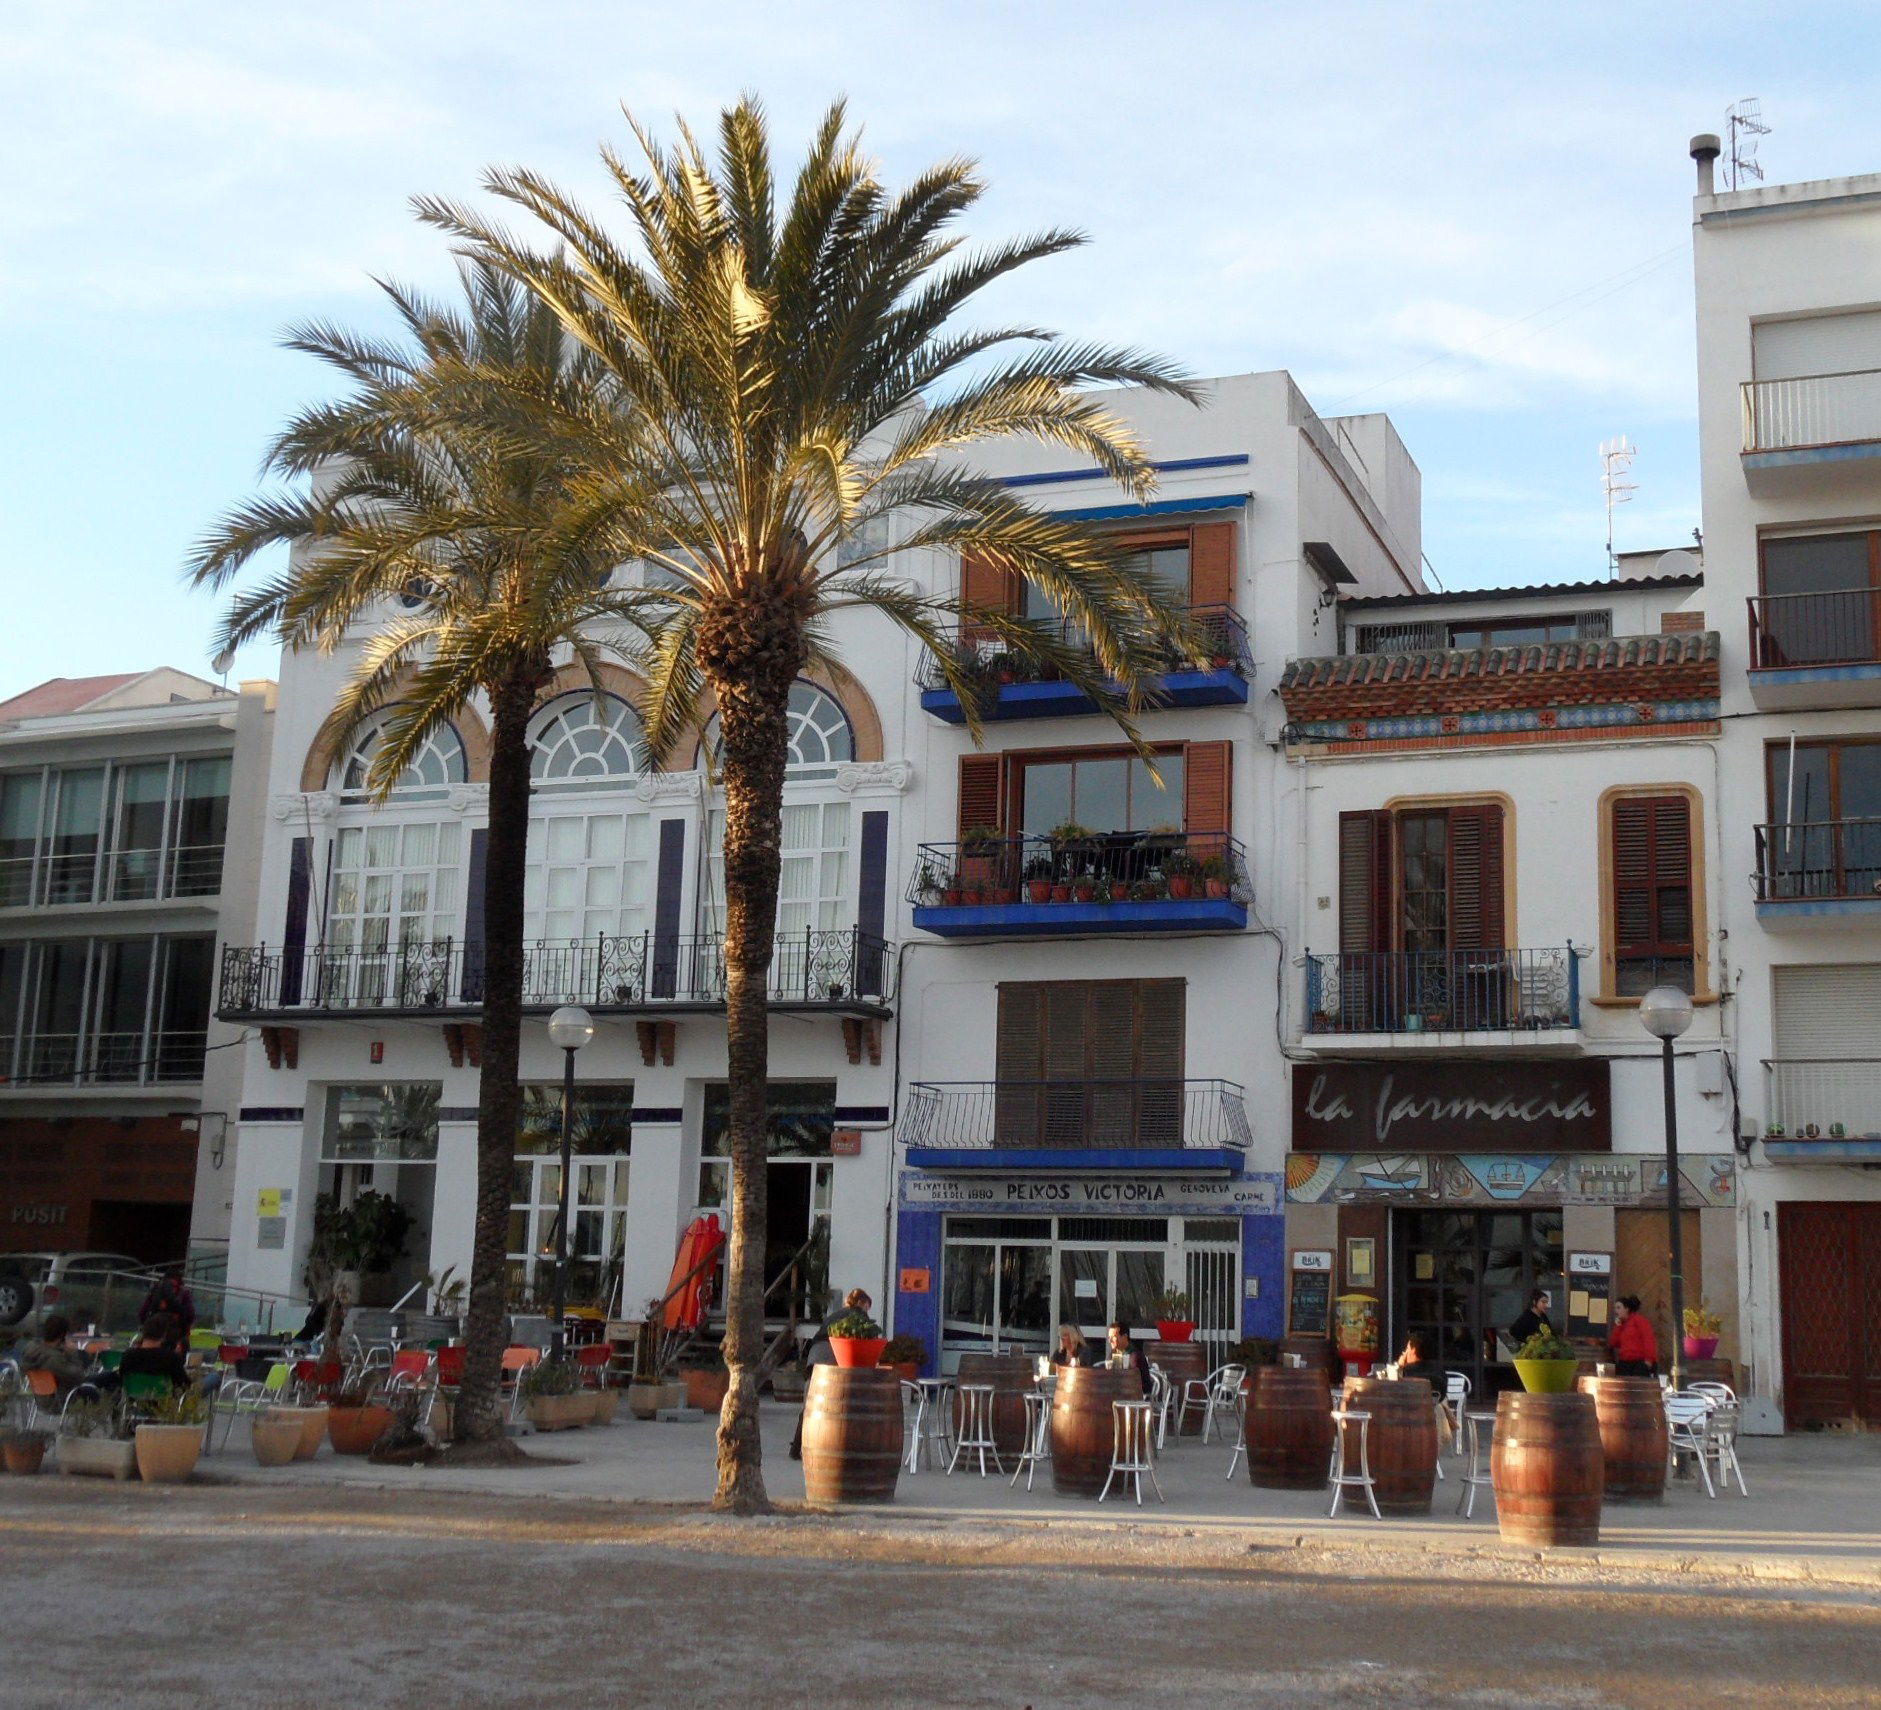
(1725, 98, 1769, 190)
(1600, 436, 1637, 574)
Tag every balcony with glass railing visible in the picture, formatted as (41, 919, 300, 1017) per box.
(902, 1077, 1251, 1170)
(1301, 947, 1582, 1052)
(217, 927, 896, 1018)
(916, 606, 1251, 723)
(1762, 1059, 1881, 1157)
(1752, 820, 1881, 920)
(0, 1029, 208, 1088)
(907, 830, 1249, 937)
(1742, 368, 1881, 469)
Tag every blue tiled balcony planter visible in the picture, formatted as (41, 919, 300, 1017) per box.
(908, 832, 1250, 937)
(917, 606, 1250, 723)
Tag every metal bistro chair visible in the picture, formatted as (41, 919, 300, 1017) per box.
(1664, 1393, 1720, 1498)
(211, 1360, 292, 1452)
(1456, 1409, 1498, 1518)
(1098, 1398, 1163, 1506)
(1702, 1401, 1750, 1497)
(500, 1346, 542, 1423)
(948, 1383, 1004, 1477)
(1009, 1389, 1052, 1492)
(1198, 1364, 1247, 1445)
(1147, 1365, 1178, 1449)
(1443, 1371, 1472, 1454)
(1327, 1405, 1382, 1520)
(904, 1376, 953, 1473)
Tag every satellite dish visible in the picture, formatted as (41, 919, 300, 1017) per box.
(1655, 550, 1699, 579)
(211, 647, 236, 677)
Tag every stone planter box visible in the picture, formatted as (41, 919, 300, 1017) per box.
(59, 1436, 139, 1481)
(527, 1393, 588, 1432)
(591, 1388, 619, 1425)
(628, 1381, 684, 1420)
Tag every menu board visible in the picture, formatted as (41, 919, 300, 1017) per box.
(1288, 1268, 1332, 1338)
(1565, 1251, 1612, 1341)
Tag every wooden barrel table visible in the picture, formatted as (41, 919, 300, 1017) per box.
(1339, 1376, 1438, 1515)
(1151, 1340, 1209, 1435)
(1282, 1336, 1339, 1383)
(801, 1366, 903, 1505)
(952, 1353, 1035, 1457)
(1248, 1365, 1333, 1489)
(1577, 1375, 1668, 1503)
(1492, 1390, 1603, 1547)
(1051, 1365, 1143, 1497)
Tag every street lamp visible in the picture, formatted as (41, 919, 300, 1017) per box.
(1639, 984, 1695, 1391)
(545, 1005, 595, 1364)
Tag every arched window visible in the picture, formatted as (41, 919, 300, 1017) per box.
(703, 681, 854, 782)
(530, 695, 645, 790)
(337, 717, 467, 802)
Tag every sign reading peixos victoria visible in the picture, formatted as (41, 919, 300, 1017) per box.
(1291, 1060, 1611, 1153)
(900, 1171, 1281, 1215)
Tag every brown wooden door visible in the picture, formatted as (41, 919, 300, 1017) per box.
(1779, 1203, 1881, 1428)
(1614, 1207, 1702, 1369)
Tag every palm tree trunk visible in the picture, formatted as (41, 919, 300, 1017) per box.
(452, 670, 540, 1452)
(704, 610, 801, 1515)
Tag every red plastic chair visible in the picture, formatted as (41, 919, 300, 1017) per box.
(217, 1343, 249, 1367)
(293, 1359, 344, 1402)
(574, 1344, 612, 1387)
(386, 1350, 431, 1387)
(434, 1346, 467, 1388)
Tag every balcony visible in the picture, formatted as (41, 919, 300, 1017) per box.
(217, 927, 896, 1020)
(1301, 947, 1582, 1055)
(1742, 370, 1881, 485)
(907, 831, 1249, 937)
(902, 1077, 1251, 1171)
(0, 1029, 208, 1089)
(1762, 1059, 1881, 1161)
(1746, 589, 1881, 709)
(917, 606, 1250, 724)
(1752, 820, 1881, 923)
(0, 842, 225, 910)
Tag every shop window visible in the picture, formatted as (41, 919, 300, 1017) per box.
(322, 1084, 442, 1163)
(1605, 792, 1697, 997)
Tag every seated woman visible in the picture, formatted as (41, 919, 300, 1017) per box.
(1049, 1325, 1090, 1368)
(1608, 1295, 1659, 1378)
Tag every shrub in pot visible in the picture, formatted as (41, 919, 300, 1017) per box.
(134, 1385, 209, 1484)
(250, 1409, 304, 1467)
(878, 1334, 926, 1384)
(3, 1428, 51, 1476)
(1683, 1301, 1723, 1361)
(1512, 1327, 1581, 1394)
(327, 1389, 398, 1455)
(521, 1358, 587, 1430)
(826, 1310, 887, 1369)
(681, 1355, 730, 1412)
(1152, 1288, 1197, 1343)
(57, 1395, 138, 1481)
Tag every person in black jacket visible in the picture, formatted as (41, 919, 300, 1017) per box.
(1105, 1321, 1150, 1384)
(1508, 1288, 1554, 1348)
(114, 1312, 193, 1392)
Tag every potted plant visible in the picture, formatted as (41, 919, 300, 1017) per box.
(826, 1309, 887, 1368)
(1512, 1326, 1581, 1394)
(134, 1385, 210, 1483)
(1023, 855, 1054, 904)
(1199, 854, 1232, 900)
(879, 1333, 926, 1383)
(327, 1385, 399, 1455)
(309, 1188, 417, 1311)
(1683, 1301, 1723, 1361)
(250, 1407, 305, 1467)
(770, 1361, 808, 1400)
(914, 861, 948, 910)
(1163, 849, 1199, 900)
(521, 1358, 588, 1431)
(1130, 877, 1165, 902)
(57, 1395, 138, 1481)
(680, 1350, 730, 1412)
(1071, 872, 1097, 903)
(960, 823, 1004, 890)
(2, 1425, 51, 1476)
(1153, 1288, 1197, 1343)
(626, 1370, 682, 1419)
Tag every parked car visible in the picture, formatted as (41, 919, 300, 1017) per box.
(0, 1252, 150, 1336)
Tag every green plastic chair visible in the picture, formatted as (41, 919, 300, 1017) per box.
(122, 1373, 174, 1403)
(98, 1351, 123, 1373)
(188, 1328, 221, 1351)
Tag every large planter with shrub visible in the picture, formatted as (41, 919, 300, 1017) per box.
(521, 1359, 587, 1430)
(2, 1432, 50, 1475)
(327, 1401, 397, 1455)
(527, 1393, 588, 1432)
(827, 1308, 889, 1371)
(134, 1425, 205, 1484)
(59, 1436, 138, 1481)
(683, 1367, 729, 1411)
(590, 1387, 619, 1426)
(1513, 1326, 1582, 1395)
(250, 1411, 304, 1467)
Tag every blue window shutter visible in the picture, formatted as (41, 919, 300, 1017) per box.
(461, 829, 488, 1003)
(653, 819, 685, 998)
(281, 837, 311, 1005)
(858, 810, 889, 995)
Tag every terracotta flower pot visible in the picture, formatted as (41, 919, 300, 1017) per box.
(1050, 883, 1071, 902)
(683, 1368, 730, 1411)
(1109, 882, 1129, 901)
(1026, 880, 1052, 903)
(3, 1437, 49, 1475)
(291, 1405, 330, 1459)
(830, 1336, 887, 1369)
(1168, 876, 1194, 900)
(1206, 878, 1230, 899)
(134, 1424, 204, 1484)
(327, 1404, 397, 1455)
(250, 1412, 303, 1467)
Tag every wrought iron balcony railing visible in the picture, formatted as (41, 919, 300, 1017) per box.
(1748, 588, 1881, 669)
(1305, 947, 1579, 1035)
(907, 830, 1250, 906)
(0, 1029, 208, 1087)
(1753, 820, 1881, 902)
(915, 604, 1250, 694)
(218, 927, 894, 1016)
(1742, 369, 1881, 454)
(1763, 1058, 1881, 1141)
(904, 1077, 1251, 1153)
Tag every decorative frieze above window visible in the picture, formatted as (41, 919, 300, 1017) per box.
(835, 760, 912, 797)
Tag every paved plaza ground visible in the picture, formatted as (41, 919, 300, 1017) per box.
(1, 1409, 1875, 1707)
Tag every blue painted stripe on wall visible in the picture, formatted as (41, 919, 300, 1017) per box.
(835, 1105, 890, 1123)
(858, 810, 888, 948)
(632, 1107, 684, 1124)
(1001, 453, 1251, 489)
(436, 1107, 480, 1123)
(281, 838, 311, 1006)
(1242, 1209, 1285, 1340)
(894, 1206, 944, 1376)
(1046, 493, 1251, 524)
(461, 829, 488, 1004)
(652, 819, 685, 999)
(240, 1107, 304, 1123)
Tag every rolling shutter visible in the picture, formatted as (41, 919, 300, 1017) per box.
(994, 981, 1044, 1145)
(1447, 802, 1506, 951)
(956, 753, 1006, 842)
(1773, 965, 1881, 1056)
(995, 979, 1187, 1148)
(1188, 522, 1237, 610)
(1338, 810, 1392, 954)
(1183, 739, 1233, 844)
(1612, 795, 1693, 962)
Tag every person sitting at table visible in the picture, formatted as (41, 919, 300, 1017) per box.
(1608, 1294, 1658, 1378)
(19, 1314, 89, 1397)
(105, 1312, 194, 1394)
(1105, 1321, 1150, 1384)
(1049, 1325, 1090, 1368)
(1393, 1330, 1432, 1375)
(788, 1287, 873, 1461)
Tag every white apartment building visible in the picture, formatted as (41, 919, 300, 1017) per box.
(1691, 136, 1881, 1431)
(0, 669, 274, 1270)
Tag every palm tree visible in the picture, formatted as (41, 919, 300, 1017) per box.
(422, 98, 1204, 1510)
(187, 260, 649, 1457)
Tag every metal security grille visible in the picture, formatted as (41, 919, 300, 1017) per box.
(1183, 1219, 1242, 1352)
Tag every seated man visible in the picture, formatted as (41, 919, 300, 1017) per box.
(110, 1312, 194, 1394)
(19, 1313, 89, 1396)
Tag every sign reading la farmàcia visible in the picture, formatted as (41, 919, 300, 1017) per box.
(1292, 1060, 1612, 1153)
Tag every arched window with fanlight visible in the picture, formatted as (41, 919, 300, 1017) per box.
(702, 680, 855, 782)
(525, 694, 653, 946)
(336, 716, 467, 804)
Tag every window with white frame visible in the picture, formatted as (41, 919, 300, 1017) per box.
(529, 694, 645, 791)
(507, 1084, 634, 1301)
(338, 717, 467, 803)
(704, 801, 851, 939)
(702, 681, 856, 782)
(327, 821, 464, 996)
(525, 811, 652, 943)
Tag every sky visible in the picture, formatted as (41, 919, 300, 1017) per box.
(3, 1, 1879, 696)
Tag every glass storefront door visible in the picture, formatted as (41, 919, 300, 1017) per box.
(941, 1223, 1054, 1367)
(1394, 1209, 1564, 1396)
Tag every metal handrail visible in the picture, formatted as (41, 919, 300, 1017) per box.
(1746, 588, 1881, 669)
(1304, 947, 1580, 1035)
(1742, 369, 1881, 454)
(903, 1077, 1251, 1152)
(915, 603, 1251, 692)
(1752, 819, 1881, 902)
(907, 830, 1251, 907)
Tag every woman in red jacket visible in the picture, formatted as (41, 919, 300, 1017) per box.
(1608, 1294, 1659, 1377)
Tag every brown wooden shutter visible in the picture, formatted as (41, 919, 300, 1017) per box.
(1188, 523, 1237, 610)
(956, 753, 1006, 842)
(1182, 741, 1233, 851)
(1612, 795, 1693, 961)
(1447, 802, 1506, 951)
(960, 550, 1017, 629)
(995, 982, 1044, 1145)
(1338, 810, 1393, 954)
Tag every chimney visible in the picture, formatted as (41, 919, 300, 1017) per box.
(1690, 133, 1722, 196)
